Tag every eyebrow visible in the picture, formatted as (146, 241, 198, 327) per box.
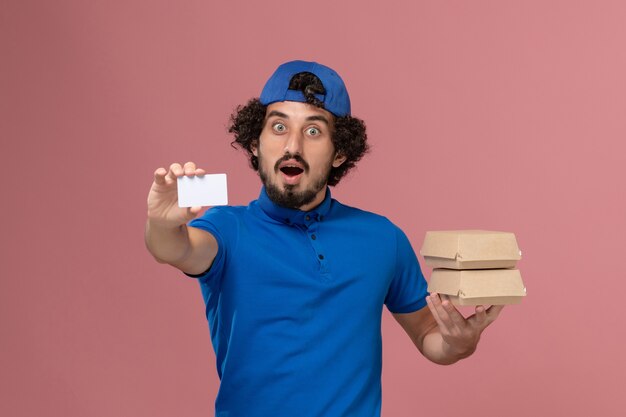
(265, 110, 331, 126)
(266, 110, 289, 119)
(305, 115, 330, 126)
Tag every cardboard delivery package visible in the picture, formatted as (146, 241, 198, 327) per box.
(420, 230, 521, 269)
(428, 268, 527, 306)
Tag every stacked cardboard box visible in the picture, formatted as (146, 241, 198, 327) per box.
(420, 230, 527, 305)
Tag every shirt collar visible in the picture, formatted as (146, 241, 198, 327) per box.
(258, 186, 332, 226)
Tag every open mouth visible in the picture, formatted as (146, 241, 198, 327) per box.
(280, 166, 304, 177)
(276, 157, 308, 184)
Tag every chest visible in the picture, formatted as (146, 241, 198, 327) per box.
(220, 220, 395, 322)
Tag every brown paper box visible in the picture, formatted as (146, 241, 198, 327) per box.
(428, 268, 527, 305)
(420, 230, 521, 270)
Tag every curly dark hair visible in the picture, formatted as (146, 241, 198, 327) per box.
(228, 72, 369, 186)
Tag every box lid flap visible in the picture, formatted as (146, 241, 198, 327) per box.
(420, 230, 521, 262)
(429, 269, 527, 298)
(457, 270, 526, 298)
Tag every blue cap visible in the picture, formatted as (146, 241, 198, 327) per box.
(259, 60, 351, 117)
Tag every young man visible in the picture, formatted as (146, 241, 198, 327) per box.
(145, 60, 503, 417)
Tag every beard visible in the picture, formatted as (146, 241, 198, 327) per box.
(258, 151, 332, 209)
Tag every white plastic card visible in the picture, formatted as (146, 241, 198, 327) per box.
(177, 174, 228, 207)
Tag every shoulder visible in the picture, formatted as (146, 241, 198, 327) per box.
(189, 205, 247, 232)
(200, 205, 247, 219)
(330, 199, 399, 231)
(330, 199, 415, 250)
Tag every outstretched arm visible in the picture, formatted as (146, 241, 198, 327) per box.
(392, 293, 504, 365)
(145, 162, 218, 276)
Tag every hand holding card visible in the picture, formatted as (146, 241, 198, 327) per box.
(177, 174, 229, 208)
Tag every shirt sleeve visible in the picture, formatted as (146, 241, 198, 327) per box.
(182, 207, 231, 283)
(384, 226, 429, 314)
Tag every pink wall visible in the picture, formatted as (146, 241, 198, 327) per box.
(2, 1, 625, 415)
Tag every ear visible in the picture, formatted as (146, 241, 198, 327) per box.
(332, 153, 347, 168)
(251, 140, 258, 157)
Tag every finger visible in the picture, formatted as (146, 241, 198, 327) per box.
(188, 206, 204, 217)
(429, 293, 459, 332)
(195, 168, 206, 176)
(168, 163, 184, 180)
(486, 305, 505, 322)
(439, 295, 466, 329)
(426, 294, 447, 331)
(183, 161, 197, 176)
(153, 167, 167, 185)
(473, 305, 488, 326)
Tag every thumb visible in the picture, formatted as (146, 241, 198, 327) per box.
(187, 206, 204, 220)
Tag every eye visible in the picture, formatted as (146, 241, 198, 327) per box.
(306, 127, 320, 136)
(272, 123, 286, 133)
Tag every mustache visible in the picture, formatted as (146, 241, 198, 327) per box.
(274, 153, 310, 173)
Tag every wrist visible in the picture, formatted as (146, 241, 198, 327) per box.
(145, 220, 191, 262)
(146, 215, 187, 230)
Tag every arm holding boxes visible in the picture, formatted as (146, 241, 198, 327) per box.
(393, 294, 504, 364)
(393, 231, 525, 365)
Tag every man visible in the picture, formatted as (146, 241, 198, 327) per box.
(145, 60, 503, 416)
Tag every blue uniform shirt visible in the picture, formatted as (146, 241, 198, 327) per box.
(187, 187, 428, 417)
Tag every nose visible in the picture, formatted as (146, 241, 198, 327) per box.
(283, 129, 304, 155)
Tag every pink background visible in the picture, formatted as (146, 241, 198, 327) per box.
(2, 1, 625, 416)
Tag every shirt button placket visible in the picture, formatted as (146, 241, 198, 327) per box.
(307, 217, 330, 279)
